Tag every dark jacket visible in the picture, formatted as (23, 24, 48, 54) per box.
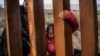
(0, 6, 30, 56)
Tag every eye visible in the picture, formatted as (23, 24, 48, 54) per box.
(25, 3, 27, 5)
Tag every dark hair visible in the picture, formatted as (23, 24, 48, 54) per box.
(46, 23, 54, 37)
(24, 0, 26, 2)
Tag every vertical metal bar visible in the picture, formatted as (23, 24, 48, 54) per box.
(27, 0, 46, 56)
(4, 0, 22, 56)
(53, 0, 72, 56)
(79, 0, 98, 56)
(27, 0, 37, 56)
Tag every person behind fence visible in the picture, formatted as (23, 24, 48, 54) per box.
(0, 0, 30, 56)
(46, 10, 79, 56)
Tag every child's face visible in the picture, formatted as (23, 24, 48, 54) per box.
(48, 27, 54, 39)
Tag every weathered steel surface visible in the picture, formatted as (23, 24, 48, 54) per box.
(4, 0, 22, 56)
(79, 0, 98, 56)
(53, 0, 72, 56)
(27, 0, 46, 56)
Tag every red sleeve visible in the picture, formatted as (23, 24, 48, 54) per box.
(47, 43, 55, 54)
(66, 12, 79, 33)
(46, 38, 55, 54)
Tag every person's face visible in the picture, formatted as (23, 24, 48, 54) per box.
(48, 27, 54, 39)
(23, 1, 27, 12)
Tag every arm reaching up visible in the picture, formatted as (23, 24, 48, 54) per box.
(59, 10, 79, 33)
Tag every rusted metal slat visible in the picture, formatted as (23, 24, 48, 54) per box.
(27, 0, 46, 56)
(53, 0, 72, 56)
(79, 0, 98, 56)
(4, 0, 22, 56)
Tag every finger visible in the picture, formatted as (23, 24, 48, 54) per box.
(64, 10, 69, 14)
(59, 13, 64, 17)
